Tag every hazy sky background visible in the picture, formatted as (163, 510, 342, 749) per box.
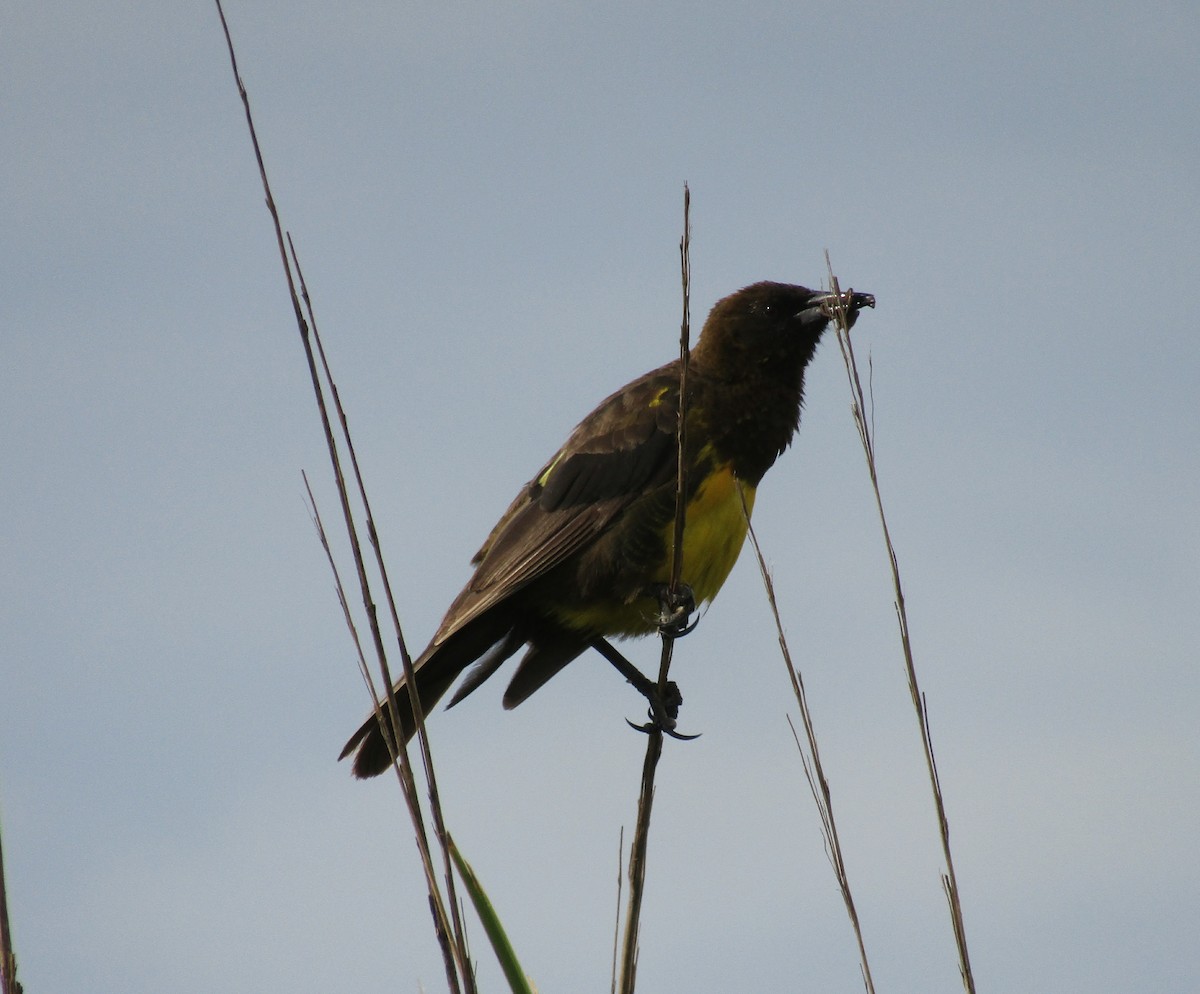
(3, 2, 1197, 992)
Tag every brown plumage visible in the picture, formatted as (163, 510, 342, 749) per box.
(341, 281, 874, 777)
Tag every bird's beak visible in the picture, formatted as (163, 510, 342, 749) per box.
(810, 289, 875, 328)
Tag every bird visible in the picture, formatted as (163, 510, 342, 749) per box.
(341, 281, 874, 777)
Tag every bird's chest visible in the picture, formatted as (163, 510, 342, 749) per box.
(659, 461, 756, 603)
(548, 462, 757, 638)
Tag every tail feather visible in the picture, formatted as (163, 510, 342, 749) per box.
(447, 628, 526, 708)
(340, 611, 512, 778)
(501, 628, 590, 710)
(340, 662, 460, 779)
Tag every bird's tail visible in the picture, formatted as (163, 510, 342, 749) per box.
(339, 612, 514, 778)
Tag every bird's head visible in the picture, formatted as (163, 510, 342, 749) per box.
(693, 281, 875, 379)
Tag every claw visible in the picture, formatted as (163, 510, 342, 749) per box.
(626, 717, 702, 741)
(663, 615, 699, 638)
(625, 679, 699, 740)
(590, 637, 701, 741)
(650, 582, 697, 638)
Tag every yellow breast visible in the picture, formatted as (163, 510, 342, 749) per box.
(553, 463, 756, 637)
(658, 463, 756, 602)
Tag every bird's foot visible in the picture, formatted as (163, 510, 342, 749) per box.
(590, 637, 701, 740)
(649, 582, 698, 638)
(627, 681, 700, 741)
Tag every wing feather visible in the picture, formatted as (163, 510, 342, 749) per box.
(431, 364, 681, 644)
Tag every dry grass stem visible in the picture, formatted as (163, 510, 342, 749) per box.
(824, 253, 976, 993)
(214, 3, 472, 988)
(740, 490, 877, 994)
(288, 244, 473, 980)
(610, 827, 624, 994)
(0, 815, 20, 994)
(616, 183, 692, 994)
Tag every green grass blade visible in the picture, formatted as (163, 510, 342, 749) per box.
(448, 836, 536, 994)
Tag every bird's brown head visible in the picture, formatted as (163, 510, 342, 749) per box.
(689, 281, 874, 483)
(692, 281, 875, 383)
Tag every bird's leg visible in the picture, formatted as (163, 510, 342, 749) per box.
(589, 637, 698, 740)
(590, 637, 678, 722)
(647, 582, 698, 638)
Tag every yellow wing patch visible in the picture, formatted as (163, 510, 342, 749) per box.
(648, 385, 673, 408)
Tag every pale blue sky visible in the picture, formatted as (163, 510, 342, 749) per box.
(3, 2, 1198, 992)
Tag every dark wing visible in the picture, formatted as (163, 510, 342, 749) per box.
(430, 362, 682, 645)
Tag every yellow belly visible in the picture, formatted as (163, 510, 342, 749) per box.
(555, 465, 756, 636)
